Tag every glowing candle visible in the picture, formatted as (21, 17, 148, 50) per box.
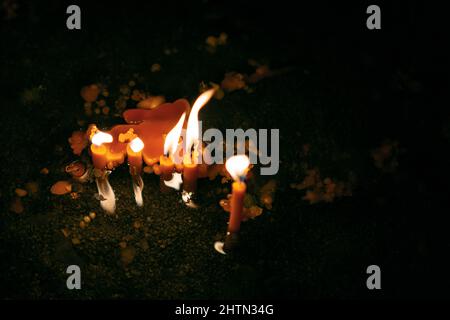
(225, 155, 250, 233)
(182, 89, 215, 193)
(214, 155, 250, 254)
(127, 137, 144, 174)
(90, 131, 113, 169)
(89, 129, 116, 214)
(161, 113, 186, 192)
(160, 155, 174, 189)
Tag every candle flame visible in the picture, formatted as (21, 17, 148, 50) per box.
(164, 112, 186, 157)
(129, 137, 144, 153)
(91, 131, 113, 146)
(225, 155, 250, 181)
(185, 89, 215, 156)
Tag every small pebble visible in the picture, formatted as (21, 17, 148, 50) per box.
(83, 216, 91, 223)
(206, 36, 218, 47)
(119, 241, 127, 249)
(102, 106, 110, 115)
(50, 181, 72, 195)
(61, 228, 70, 238)
(70, 192, 80, 200)
(133, 221, 142, 229)
(151, 63, 161, 72)
(89, 212, 96, 220)
(80, 84, 100, 102)
(15, 188, 27, 197)
(40, 168, 49, 175)
(79, 221, 86, 228)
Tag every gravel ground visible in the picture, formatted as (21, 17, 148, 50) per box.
(1, 1, 449, 299)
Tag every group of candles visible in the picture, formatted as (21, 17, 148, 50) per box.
(88, 89, 250, 253)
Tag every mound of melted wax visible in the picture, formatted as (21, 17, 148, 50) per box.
(91, 99, 190, 168)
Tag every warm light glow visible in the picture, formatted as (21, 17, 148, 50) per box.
(185, 89, 215, 156)
(91, 131, 113, 146)
(225, 155, 250, 181)
(129, 137, 144, 153)
(164, 112, 186, 157)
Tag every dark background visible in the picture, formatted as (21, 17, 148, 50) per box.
(1, 0, 449, 299)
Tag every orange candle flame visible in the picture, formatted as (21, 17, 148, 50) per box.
(185, 88, 215, 157)
(163, 112, 186, 157)
(91, 131, 113, 146)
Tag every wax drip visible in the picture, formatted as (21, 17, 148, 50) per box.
(95, 171, 116, 214)
(214, 241, 226, 255)
(131, 174, 144, 207)
(164, 172, 183, 190)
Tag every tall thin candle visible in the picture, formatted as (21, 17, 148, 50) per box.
(215, 155, 250, 254)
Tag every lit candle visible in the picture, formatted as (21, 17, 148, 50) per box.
(182, 89, 215, 194)
(182, 152, 199, 193)
(229, 181, 246, 232)
(226, 155, 250, 233)
(127, 137, 144, 174)
(160, 155, 174, 191)
(126, 137, 145, 207)
(215, 155, 250, 254)
(161, 113, 186, 192)
(89, 129, 116, 214)
(90, 130, 113, 170)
